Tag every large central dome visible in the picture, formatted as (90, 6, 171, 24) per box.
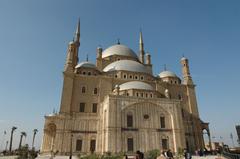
(103, 60, 151, 74)
(102, 44, 138, 58)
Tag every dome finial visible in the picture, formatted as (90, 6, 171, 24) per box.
(117, 38, 120, 45)
(164, 64, 167, 71)
(86, 54, 89, 61)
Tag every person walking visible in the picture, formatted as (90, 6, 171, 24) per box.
(166, 149, 173, 159)
(157, 150, 166, 159)
(184, 149, 192, 159)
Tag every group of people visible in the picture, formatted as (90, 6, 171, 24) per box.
(123, 148, 193, 159)
(157, 149, 174, 159)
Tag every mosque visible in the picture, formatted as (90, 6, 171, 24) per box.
(40, 20, 212, 155)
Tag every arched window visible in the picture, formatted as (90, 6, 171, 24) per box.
(161, 137, 169, 150)
(178, 94, 182, 100)
(127, 137, 134, 152)
(160, 116, 165, 128)
(79, 103, 85, 112)
(90, 139, 96, 152)
(136, 92, 139, 97)
(88, 72, 91, 76)
(127, 114, 133, 127)
(94, 88, 98, 94)
(82, 87, 86, 93)
(92, 103, 97, 113)
(76, 139, 82, 151)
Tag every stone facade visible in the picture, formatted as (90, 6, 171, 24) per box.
(40, 21, 208, 155)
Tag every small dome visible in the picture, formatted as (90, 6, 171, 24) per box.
(69, 41, 75, 45)
(102, 44, 138, 58)
(159, 71, 178, 78)
(103, 60, 151, 74)
(118, 81, 153, 91)
(181, 57, 188, 61)
(75, 61, 97, 69)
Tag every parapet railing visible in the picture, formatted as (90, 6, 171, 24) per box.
(222, 151, 240, 159)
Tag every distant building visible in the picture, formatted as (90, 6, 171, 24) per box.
(40, 20, 211, 155)
(205, 142, 223, 151)
(236, 125, 240, 143)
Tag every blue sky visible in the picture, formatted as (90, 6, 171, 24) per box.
(0, 0, 240, 150)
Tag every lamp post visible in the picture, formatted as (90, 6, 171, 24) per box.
(69, 133, 73, 159)
(5, 141, 8, 151)
(9, 126, 17, 152)
(1, 131, 6, 151)
(230, 133, 235, 148)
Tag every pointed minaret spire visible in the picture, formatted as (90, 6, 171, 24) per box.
(74, 18, 80, 44)
(139, 29, 143, 44)
(139, 29, 145, 63)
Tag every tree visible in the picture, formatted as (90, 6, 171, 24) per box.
(9, 126, 17, 152)
(18, 132, 27, 150)
(32, 129, 38, 150)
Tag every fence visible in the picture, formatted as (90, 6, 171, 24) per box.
(223, 151, 240, 159)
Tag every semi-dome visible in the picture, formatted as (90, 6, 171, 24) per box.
(159, 71, 178, 78)
(102, 44, 138, 58)
(119, 81, 153, 91)
(103, 60, 151, 74)
(75, 61, 97, 69)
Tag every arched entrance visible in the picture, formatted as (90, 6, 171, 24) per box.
(201, 122, 212, 151)
(43, 123, 57, 152)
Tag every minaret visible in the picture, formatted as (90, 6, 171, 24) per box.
(181, 56, 193, 85)
(64, 20, 80, 73)
(145, 52, 151, 65)
(74, 18, 80, 45)
(64, 41, 76, 73)
(73, 19, 80, 66)
(139, 30, 145, 63)
(96, 46, 103, 70)
(60, 20, 80, 113)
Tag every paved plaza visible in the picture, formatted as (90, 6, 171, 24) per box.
(0, 155, 227, 159)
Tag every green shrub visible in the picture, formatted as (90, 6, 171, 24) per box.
(78, 152, 124, 159)
(145, 149, 160, 159)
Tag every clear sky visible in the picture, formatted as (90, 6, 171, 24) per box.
(0, 0, 239, 150)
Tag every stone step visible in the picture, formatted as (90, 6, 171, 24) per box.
(36, 155, 79, 159)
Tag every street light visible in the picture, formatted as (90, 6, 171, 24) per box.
(9, 126, 17, 152)
(1, 130, 7, 151)
(230, 133, 235, 148)
(69, 133, 73, 159)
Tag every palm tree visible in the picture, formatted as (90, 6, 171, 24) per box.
(9, 126, 17, 152)
(32, 129, 38, 149)
(18, 132, 27, 150)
